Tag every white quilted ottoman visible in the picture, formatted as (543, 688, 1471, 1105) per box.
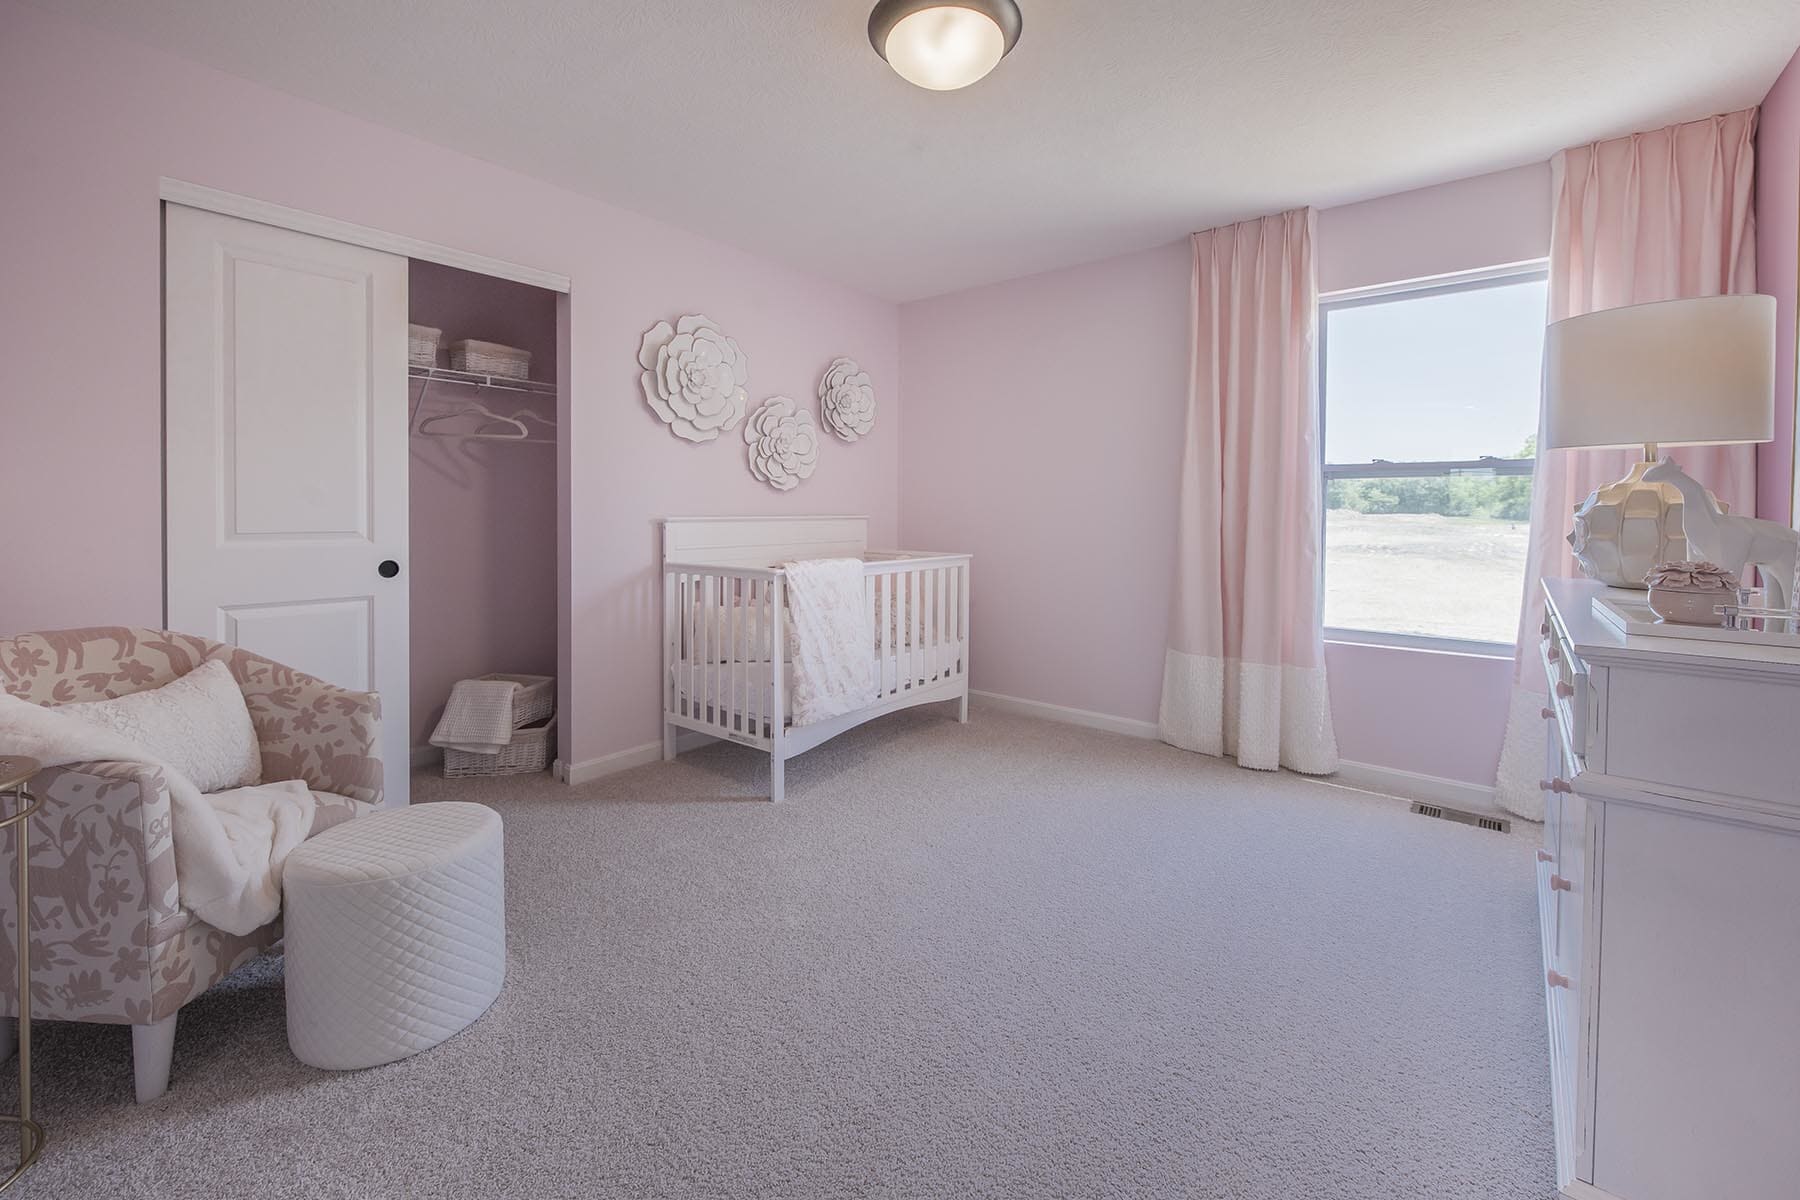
(283, 801, 506, 1070)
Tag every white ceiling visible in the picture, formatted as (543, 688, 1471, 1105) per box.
(52, 0, 1800, 301)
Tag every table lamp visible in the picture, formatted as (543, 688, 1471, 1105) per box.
(1544, 293, 1777, 588)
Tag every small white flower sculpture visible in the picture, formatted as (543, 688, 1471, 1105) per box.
(638, 315, 749, 443)
(818, 356, 876, 442)
(743, 396, 819, 491)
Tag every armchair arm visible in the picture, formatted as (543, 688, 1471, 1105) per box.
(0, 759, 180, 1023)
(225, 652, 384, 806)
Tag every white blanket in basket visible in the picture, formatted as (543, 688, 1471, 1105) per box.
(782, 557, 875, 726)
(430, 679, 521, 753)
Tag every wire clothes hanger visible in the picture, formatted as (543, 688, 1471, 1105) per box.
(415, 401, 554, 444)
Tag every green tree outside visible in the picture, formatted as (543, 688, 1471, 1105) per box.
(1326, 436, 1535, 521)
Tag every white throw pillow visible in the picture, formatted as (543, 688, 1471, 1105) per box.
(60, 658, 262, 793)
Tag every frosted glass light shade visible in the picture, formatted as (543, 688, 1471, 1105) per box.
(1544, 294, 1776, 450)
(869, 1, 1022, 91)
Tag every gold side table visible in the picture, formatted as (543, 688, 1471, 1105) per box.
(0, 757, 43, 1191)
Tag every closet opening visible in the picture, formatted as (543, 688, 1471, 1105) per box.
(407, 261, 562, 779)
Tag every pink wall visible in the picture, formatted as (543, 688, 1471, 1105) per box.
(901, 165, 1550, 786)
(0, 2, 902, 769)
(408, 262, 559, 750)
(901, 241, 1191, 724)
(1758, 49, 1800, 525)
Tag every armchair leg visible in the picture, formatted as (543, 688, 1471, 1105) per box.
(0, 1017, 13, 1064)
(133, 1015, 177, 1103)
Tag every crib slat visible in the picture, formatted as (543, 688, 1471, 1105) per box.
(863, 572, 876, 702)
(755, 576, 767, 737)
(726, 579, 737, 733)
(929, 567, 940, 681)
(906, 568, 917, 688)
(879, 571, 892, 698)
(951, 565, 962, 675)
(921, 567, 931, 683)
(683, 573, 695, 719)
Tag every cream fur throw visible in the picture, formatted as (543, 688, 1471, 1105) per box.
(0, 689, 314, 936)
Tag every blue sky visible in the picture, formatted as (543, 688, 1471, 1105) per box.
(1323, 277, 1548, 465)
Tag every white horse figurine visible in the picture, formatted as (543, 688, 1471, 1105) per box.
(1641, 456, 1800, 611)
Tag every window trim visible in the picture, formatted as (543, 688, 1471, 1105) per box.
(1317, 261, 1549, 652)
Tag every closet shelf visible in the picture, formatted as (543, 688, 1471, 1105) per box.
(408, 365, 556, 398)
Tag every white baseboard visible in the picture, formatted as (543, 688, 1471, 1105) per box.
(971, 689, 1497, 811)
(1319, 760, 1499, 811)
(970, 690, 1159, 740)
(558, 729, 716, 786)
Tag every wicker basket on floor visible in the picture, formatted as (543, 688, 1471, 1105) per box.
(478, 673, 554, 727)
(443, 715, 556, 778)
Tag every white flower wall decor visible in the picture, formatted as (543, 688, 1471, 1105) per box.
(743, 396, 819, 491)
(638, 315, 749, 443)
(818, 356, 876, 442)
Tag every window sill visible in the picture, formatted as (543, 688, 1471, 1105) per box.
(1324, 628, 1515, 659)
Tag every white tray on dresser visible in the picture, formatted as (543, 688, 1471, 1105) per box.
(1536, 578, 1800, 1200)
(1590, 588, 1800, 648)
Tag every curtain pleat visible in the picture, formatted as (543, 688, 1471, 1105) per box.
(1493, 109, 1759, 819)
(1159, 208, 1337, 774)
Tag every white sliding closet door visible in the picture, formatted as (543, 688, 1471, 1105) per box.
(164, 204, 410, 807)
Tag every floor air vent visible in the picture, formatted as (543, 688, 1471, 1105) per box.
(1409, 801, 1511, 834)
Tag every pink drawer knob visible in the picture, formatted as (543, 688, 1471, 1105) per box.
(1550, 874, 1573, 892)
(1547, 970, 1571, 990)
(1536, 849, 1554, 863)
(1539, 777, 1573, 794)
(1555, 681, 1575, 698)
(1540, 620, 1550, 636)
(1547, 644, 1560, 661)
(1540, 706, 1555, 720)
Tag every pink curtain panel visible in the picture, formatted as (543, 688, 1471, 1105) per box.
(1159, 208, 1338, 774)
(1494, 108, 1760, 819)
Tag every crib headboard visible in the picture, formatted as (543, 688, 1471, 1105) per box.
(660, 515, 869, 569)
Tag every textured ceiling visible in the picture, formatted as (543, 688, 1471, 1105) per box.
(49, 0, 1800, 301)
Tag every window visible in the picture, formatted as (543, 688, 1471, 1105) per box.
(1320, 267, 1548, 649)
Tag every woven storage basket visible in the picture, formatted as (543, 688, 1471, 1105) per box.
(408, 324, 442, 368)
(478, 673, 554, 727)
(449, 339, 532, 380)
(443, 715, 556, 778)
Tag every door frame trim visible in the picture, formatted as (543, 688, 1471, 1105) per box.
(159, 178, 572, 293)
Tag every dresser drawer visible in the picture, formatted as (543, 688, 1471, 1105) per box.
(1539, 614, 1594, 759)
(1547, 737, 1586, 976)
(1604, 664, 1800, 808)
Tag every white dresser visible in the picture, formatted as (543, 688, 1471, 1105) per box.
(1537, 578, 1800, 1200)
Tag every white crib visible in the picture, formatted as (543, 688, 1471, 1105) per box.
(661, 516, 971, 802)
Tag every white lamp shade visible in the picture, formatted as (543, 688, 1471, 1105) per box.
(1543, 294, 1776, 450)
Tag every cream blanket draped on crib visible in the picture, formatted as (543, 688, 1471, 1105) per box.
(782, 557, 875, 726)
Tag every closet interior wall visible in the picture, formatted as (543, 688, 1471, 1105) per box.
(408, 260, 559, 757)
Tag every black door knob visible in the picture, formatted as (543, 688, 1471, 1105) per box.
(378, 560, 400, 579)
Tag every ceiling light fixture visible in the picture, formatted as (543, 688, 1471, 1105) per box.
(868, 0, 1023, 91)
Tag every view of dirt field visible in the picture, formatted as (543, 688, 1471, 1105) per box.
(1323, 510, 1529, 645)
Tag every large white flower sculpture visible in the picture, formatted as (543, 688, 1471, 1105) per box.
(743, 396, 819, 491)
(818, 356, 876, 442)
(638, 315, 749, 443)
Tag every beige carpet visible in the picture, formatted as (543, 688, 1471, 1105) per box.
(5, 704, 1553, 1199)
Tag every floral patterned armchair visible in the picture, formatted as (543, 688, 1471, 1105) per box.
(0, 627, 382, 1102)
